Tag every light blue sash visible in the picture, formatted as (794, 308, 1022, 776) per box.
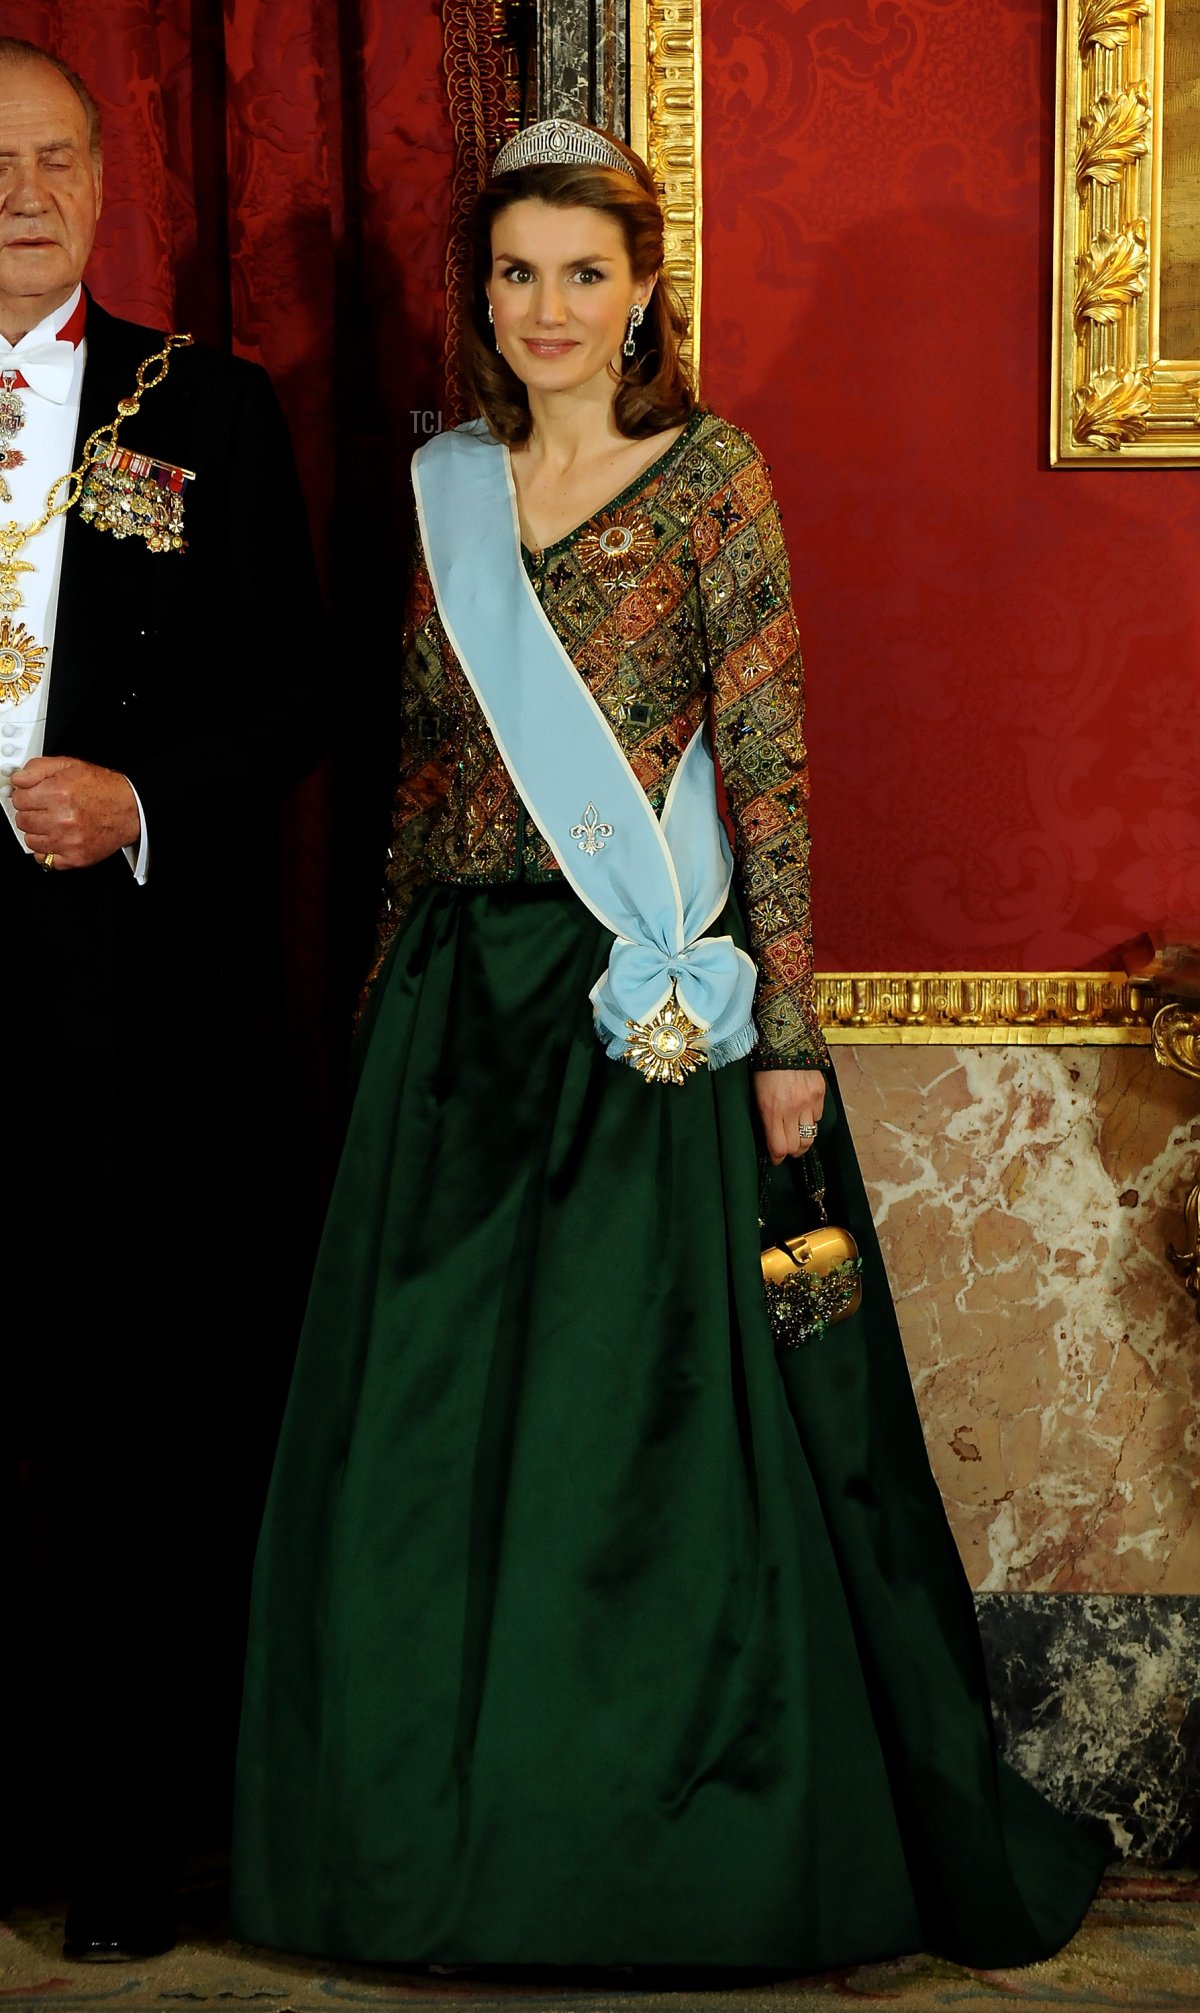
(411, 423, 757, 1071)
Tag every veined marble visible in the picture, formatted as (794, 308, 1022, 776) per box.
(835, 1046, 1200, 1593)
(978, 1594, 1199, 1865)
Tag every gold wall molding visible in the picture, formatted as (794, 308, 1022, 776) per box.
(816, 972, 1153, 1045)
(629, 0, 702, 382)
(1053, 0, 1200, 464)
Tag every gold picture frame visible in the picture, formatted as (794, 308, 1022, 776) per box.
(1054, 0, 1200, 464)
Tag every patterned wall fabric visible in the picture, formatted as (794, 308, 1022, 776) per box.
(702, 0, 1200, 971)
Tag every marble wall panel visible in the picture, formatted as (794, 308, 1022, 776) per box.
(978, 1594, 1200, 1865)
(835, 1046, 1200, 1593)
(537, 0, 629, 138)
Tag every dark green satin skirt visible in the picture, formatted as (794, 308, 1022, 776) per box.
(231, 882, 1105, 1969)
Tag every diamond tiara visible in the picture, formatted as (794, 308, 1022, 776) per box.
(491, 119, 638, 182)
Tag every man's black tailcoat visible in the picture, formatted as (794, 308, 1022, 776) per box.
(4, 297, 324, 1892)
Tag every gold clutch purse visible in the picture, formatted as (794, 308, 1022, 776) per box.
(759, 1146, 862, 1350)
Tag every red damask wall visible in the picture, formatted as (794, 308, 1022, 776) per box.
(703, 0, 1200, 971)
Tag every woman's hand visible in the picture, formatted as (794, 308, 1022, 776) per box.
(754, 1068, 826, 1164)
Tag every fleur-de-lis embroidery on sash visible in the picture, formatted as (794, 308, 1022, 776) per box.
(570, 803, 614, 856)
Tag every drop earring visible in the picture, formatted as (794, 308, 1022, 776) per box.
(623, 302, 645, 359)
(487, 301, 500, 353)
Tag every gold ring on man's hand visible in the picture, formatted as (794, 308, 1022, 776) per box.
(42, 853, 55, 871)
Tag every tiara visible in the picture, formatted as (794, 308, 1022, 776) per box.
(491, 119, 638, 181)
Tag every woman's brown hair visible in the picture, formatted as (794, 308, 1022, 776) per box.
(458, 127, 695, 445)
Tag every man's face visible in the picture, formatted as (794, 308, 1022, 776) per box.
(0, 58, 100, 336)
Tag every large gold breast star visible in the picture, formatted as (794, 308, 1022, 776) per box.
(0, 616, 47, 704)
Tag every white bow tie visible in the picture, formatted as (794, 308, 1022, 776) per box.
(0, 341, 79, 404)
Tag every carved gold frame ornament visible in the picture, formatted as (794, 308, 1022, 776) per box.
(1150, 1003, 1200, 1317)
(1152, 1000, 1200, 1076)
(816, 972, 1153, 1044)
(1053, 0, 1200, 464)
(629, 0, 702, 382)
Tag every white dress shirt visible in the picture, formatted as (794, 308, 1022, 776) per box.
(0, 284, 148, 879)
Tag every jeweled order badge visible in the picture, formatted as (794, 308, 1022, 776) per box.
(625, 987, 707, 1086)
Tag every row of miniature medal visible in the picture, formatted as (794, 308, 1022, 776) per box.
(0, 337, 195, 716)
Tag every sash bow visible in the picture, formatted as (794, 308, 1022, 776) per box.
(593, 932, 757, 1057)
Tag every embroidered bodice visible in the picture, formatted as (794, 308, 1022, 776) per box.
(380, 407, 827, 1070)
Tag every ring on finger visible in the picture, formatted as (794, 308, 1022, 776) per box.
(797, 1122, 817, 1140)
(42, 852, 56, 872)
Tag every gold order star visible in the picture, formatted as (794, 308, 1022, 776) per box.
(0, 616, 46, 704)
(624, 987, 707, 1085)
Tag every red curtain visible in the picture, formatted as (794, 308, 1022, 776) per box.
(0, 0, 452, 533)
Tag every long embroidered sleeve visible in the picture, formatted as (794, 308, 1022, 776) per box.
(374, 410, 828, 1068)
(693, 436, 827, 1069)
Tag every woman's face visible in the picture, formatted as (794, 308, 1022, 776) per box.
(487, 199, 652, 399)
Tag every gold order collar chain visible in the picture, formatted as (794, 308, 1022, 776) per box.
(0, 333, 192, 708)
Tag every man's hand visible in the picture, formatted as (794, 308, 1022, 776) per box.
(754, 1067, 826, 1164)
(12, 756, 141, 869)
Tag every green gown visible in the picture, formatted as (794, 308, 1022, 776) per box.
(231, 878, 1106, 1969)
